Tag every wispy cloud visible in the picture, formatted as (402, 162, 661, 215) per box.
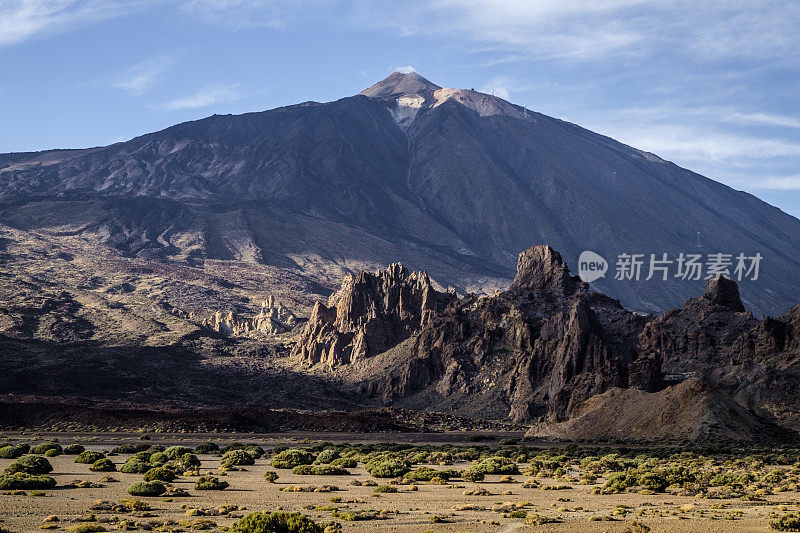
(394, 65, 417, 74)
(749, 176, 800, 191)
(112, 54, 175, 96)
(725, 112, 800, 129)
(0, 0, 148, 48)
(161, 82, 244, 110)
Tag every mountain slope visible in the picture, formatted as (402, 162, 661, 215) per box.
(2, 71, 799, 314)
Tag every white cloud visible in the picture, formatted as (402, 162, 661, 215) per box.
(161, 82, 244, 110)
(354, 1, 800, 63)
(112, 55, 174, 96)
(725, 112, 800, 129)
(394, 65, 417, 74)
(747, 176, 800, 191)
(0, 0, 148, 48)
(479, 82, 509, 100)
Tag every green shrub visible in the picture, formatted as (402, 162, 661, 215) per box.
(90, 458, 116, 472)
(230, 511, 323, 533)
(470, 456, 520, 475)
(75, 451, 105, 464)
(31, 443, 62, 456)
(0, 473, 57, 490)
(126, 481, 166, 497)
(194, 442, 219, 454)
(292, 464, 348, 476)
(221, 450, 255, 468)
(4, 455, 53, 475)
(245, 445, 265, 459)
(63, 444, 85, 455)
(461, 469, 485, 482)
(195, 476, 229, 490)
(164, 446, 193, 460)
(314, 449, 340, 464)
(330, 457, 357, 468)
(404, 467, 455, 482)
(44, 448, 60, 457)
(149, 452, 168, 464)
(365, 458, 410, 478)
(111, 443, 151, 454)
(143, 467, 176, 482)
(174, 453, 201, 470)
(264, 471, 279, 483)
(771, 512, 800, 531)
(270, 449, 314, 469)
(120, 461, 152, 474)
(374, 485, 397, 493)
(0, 444, 30, 459)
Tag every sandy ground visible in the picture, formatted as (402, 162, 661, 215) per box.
(0, 433, 796, 532)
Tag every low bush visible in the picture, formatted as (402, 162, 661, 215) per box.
(120, 461, 152, 474)
(404, 467, 456, 482)
(0, 444, 30, 459)
(194, 442, 219, 454)
(164, 446, 193, 460)
(461, 469, 485, 482)
(4, 455, 53, 475)
(270, 449, 314, 469)
(44, 449, 60, 457)
(292, 464, 348, 476)
(195, 476, 229, 490)
(264, 471, 279, 483)
(314, 449, 340, 464)
(174, 453, 201, 470)
(111, 443, 151, 454)
(221, 450, 256, 468)
(31, 443, 62, 456)
(365, 459, 410, 478)
(143, 467, 176, 482)
(75, 451, 105, 464)
(149, 452, 168, 465)
(0, 473, 57, 490)
(63, 444, 85, 455)
(470, 456, 520, 475)
(90, 458, 116, 472)
(771, 512, 800, 531)
(230, 511, 324, 533)
(126, 481, 166, 497)
(331, 457, 357, 468)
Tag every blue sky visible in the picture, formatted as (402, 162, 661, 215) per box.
(2, 1, 800, 217)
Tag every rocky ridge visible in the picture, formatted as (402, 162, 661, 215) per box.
(291, 263, 457, 368)
(295, 244, 800, 440)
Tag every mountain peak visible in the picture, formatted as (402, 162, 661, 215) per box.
(360, 71, 442, 100)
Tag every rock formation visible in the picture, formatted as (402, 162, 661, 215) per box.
(291, 263, 457, 368)
(297, 244, 800, 440)
(203, 295, 297, 337)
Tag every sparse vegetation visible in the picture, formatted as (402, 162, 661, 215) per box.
(195, 476, 229, 490)
(4, 455, 53, 475)
(126, 481, 166, 497)
(230, 511, 323, 533)
(270, 449, 314, 469)
(0, 473, 57, 490)
(221, 449, 255, 468)
(74, 451, 105, 464)
(89, 458, 116, 472)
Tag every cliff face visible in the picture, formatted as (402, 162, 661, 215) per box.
(291, 263, 457, 368)
(296, 244, 800, 438)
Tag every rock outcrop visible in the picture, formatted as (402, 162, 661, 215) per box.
(291, 263, 456, 368)
(297, 244, 800, 439)
(203, 296, 297, 337)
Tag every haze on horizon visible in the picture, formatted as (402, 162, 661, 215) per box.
(2, 0, 799, 217)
